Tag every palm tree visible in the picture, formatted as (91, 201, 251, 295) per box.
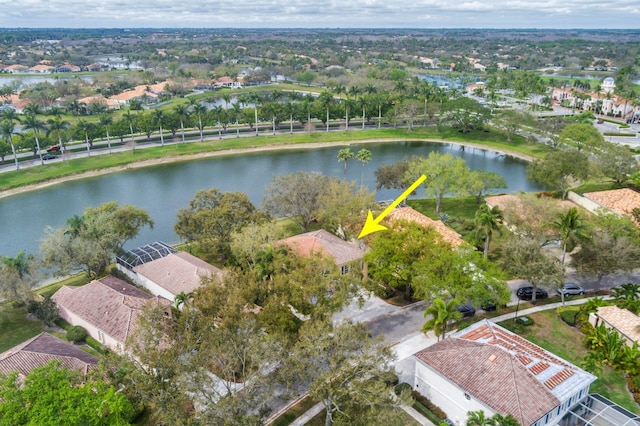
(173, 104, 190, 143)
(318, 91, 334, 132)
(122, 110, 137, 146)
(152, 109, 165, 146)
(355, 148, 372, 187)
(231, 102, 242, 138)
(46, 116, 70, 154)
(0, 120, 20, 170)
(551, 207, 589, 266)
(22, 114, 46, 165)
(66, 99, 82, 116)
(246, 91, 261, 136)
(467, 411, 490, 426)
(221, 92, 232, 110)
(474, 204, 503, 259)
(611, 283, 640, 312)
(337, 147, 354, 179)
(174, 291, 194, 310)
(421, 298, 462, 341)
(76, 119, 94, 157)
(191, 103, 207, 141)
(99, 114, 113, 153)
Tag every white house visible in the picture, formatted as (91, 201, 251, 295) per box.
(412, 320, 596, 426)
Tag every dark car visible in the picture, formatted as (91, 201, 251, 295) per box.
(46, 145, 60, 152)
(42, 154, 58, 160)
(456, 304, 476, 318)
(516, 286, 548, 301)
(480, 301, 498, 312)
(557, 283, 584, 296)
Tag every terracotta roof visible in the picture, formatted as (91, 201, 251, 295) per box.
(0, 333, 97, 377)
(415, 320, 595, 426)
(28, 64, 54, 72)
(215, 76, 234, 84)
(77, 95, 120, 108)
(52, 276, 170, 345)
(584, 189, 640, 224)
(109, 85, 158, 102)
(277, 229, 365, 266)
(596, 305, 640, 343)
(147, 81, 168, 93)
(133, 252, 222, 296)
(386, 206, 464, 248)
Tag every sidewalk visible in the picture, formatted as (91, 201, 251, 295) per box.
(490, 296, 611, 324)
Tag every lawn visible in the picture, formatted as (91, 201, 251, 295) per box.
(0, 303, 43, 353)
(499, 310, 640, 414)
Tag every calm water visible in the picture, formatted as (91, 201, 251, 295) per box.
(0, 141, 543, 257)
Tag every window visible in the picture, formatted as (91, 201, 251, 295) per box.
(341, 265, 350, 275)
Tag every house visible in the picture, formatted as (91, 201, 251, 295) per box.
(117, 244, 223, 301)
(387, 206, 465, 248)
(5, 64, 28, 73)
(109, 85, 159, 105)
(54, 63, 81, 73)
(589, 305, 640, 348)
(583, 188, 640, 225)
(27, 64, 54, 74)
(0, 333, 97, 379)
(412, 320, 596, 426)
(214, 76, 242, 89)
(77, 95, 120, 111)
(276, 229, 365, 274)
(52, 275, 171, 352)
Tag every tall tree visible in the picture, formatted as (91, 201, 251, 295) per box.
(152, 109, 165, 146)
(355, 148, 372, 187)
(98, 113, 113, 153)
(474, 204, 503, 259)
(46, 116, 70, 152)
(21, 114, 46, 165)
(550, 207, 589, 265)
(173, 104, 189, 143)
(559, 123, 604, 153)
(282, 319, 405, 426)
(0, 250, 39, 303)
(0, 120, 20, 170)
(527, 149, 590, 199)
(337, 147, 355, 179)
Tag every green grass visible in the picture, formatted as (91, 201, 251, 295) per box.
(270, 396, 319, 426)
(499, 310, 639, 413)
(408, 196, 482, 222)
(0, 304, 43, 352)
(37, 273, 91, 298)
(308, 408, 421, 426)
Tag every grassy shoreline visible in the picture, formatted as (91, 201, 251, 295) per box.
(0, 127, 547, 198)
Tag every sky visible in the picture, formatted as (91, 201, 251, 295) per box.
(0, 0, 638, 29)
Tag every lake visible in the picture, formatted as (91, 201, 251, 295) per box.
(0, 141, 542, 257)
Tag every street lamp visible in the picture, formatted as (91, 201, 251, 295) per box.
(514, 298, 521, 322)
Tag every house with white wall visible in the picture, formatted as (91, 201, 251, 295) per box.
(412, 320, 596, 426)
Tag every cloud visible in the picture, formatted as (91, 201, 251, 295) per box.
(0, 0, 637, 27)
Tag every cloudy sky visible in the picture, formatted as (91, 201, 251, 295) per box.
(0, 0, 638, 28)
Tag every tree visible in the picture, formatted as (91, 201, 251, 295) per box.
(0, 250, 39, 303)
(122, 110, 137, 147)
(422, 298, 462, 341)
(375, 157, 412, 192)
(593, 141, 638, 185)
(571, 230, 640, 289)
(559, 123, 604, 153)
(229, 221, 286, 271)
(500, 236, 563, 302)
(282, 319, 405, 426)
(611, 283, 640, 314)
(407, 152, 472, 213)
(467, 170, 507, 204)
(33, 296, 59, 326)
(173, 104, 190, 143)
(21, 114, 46, 165)
(152, 109, 165, 146)
(316, 179, 377, 240)
(46, 116, 70, 152)
(0, 361, 136, 425)
(175, 188, 269, 258)
(439, 97, 489, 133)
(40, 202, 153, 277)
(99, 114, 113, 153)
(263, 172, 332, 232)
(355, 148, 372, 187)
(337, 147, 354, 179)
(0, 119, 20, 170)
(189, 100, 207, 141)
(527, 149, 590, 199)
(474, 204, 503, 259)
(550, 207, 590, 265)
(75, 119, 95, 157)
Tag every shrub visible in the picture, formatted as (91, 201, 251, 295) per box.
(66, 326, 87, 343)
(34, 297, 60, 326)
(558, 307, 579, 326)
(85, 336, 106, 354)
(394, 382, 412, 396)
(412, 390, 447, 420)
(26, 300, 40, 314)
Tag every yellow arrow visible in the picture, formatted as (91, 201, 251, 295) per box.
(358, 174, 427, 239)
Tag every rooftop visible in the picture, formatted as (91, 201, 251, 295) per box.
(387, 206, 464, 248)
(415, 320, 596, 426)
(584, 188, 640, 224)
(277, 229, 365, 266)
(595, 305, 640, 344)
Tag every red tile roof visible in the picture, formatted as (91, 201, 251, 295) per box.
(415, 320, 595, 426)
(277, 229, 364, 266)
(584, 188, 640, 225)
(133, 251, 223, 296)
(52, 276, 170, 345)
(0, 333, 97, 378)
(386, 206, 464, 248)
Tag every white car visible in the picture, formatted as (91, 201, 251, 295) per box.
(557, 283, 584, 296)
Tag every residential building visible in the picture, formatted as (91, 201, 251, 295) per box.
(0, 333, 97, 379)
(276, 229, 365, 274)
(583, 188, 640, 225)
(589, 305, 640, 348)
(412, 320, 596, 426)
(27, 64, 54, 74)
(387, 206, 465, 248)
(54, 63, 81, 73)
(52, 275, 171, 352)
(117, 243, 223, 301)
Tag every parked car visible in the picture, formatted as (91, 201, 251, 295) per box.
(596, 119, 604, 124)
(557, 283, 584, 296)
(42, 154, 58, 160)
(480, 301, 498, 312)
(46, 145, 60, 152)
(456, 304, 476, 318)
(516, 286, 548, 301)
